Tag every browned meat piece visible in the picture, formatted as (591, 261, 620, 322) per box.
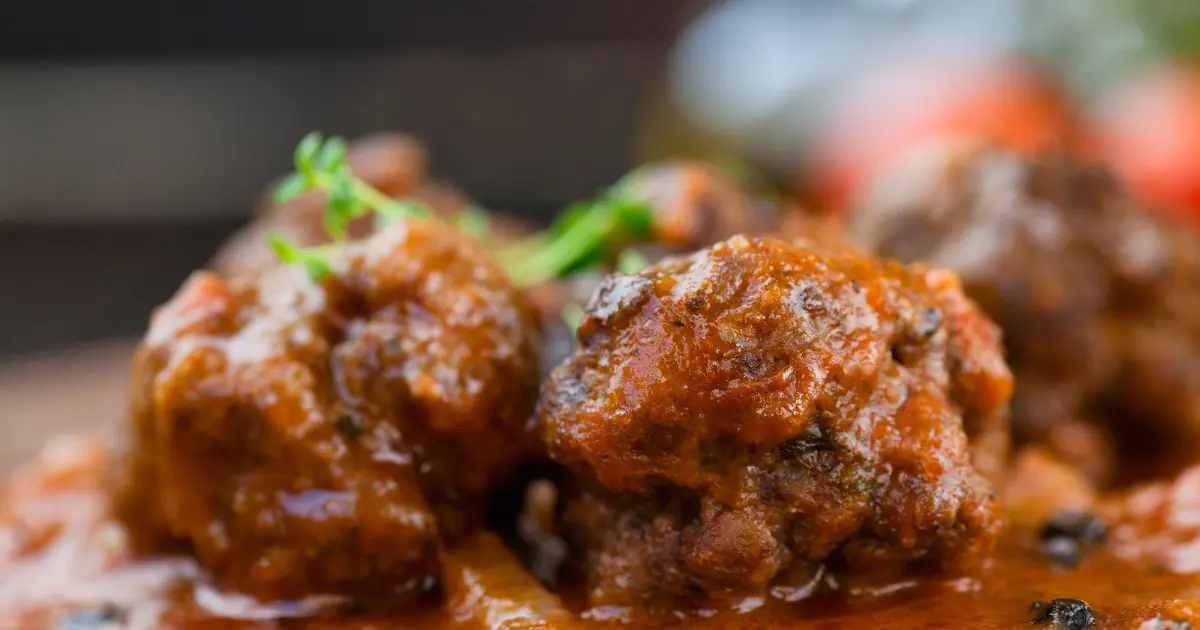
(845, 143, 1200, 485)
(211, 133, 476, 279)
(537, 235, 1012, 614)
(1003, 447, 1097, 530)
(1103, 464, 1200, 575)
(114, 218, 542, 603)
(623, 162, 778, 250)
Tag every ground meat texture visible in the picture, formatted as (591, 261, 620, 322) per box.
(538, 235, 1012, 613)
(844, 143, 1200, 485)
(115, 218, 542, 602)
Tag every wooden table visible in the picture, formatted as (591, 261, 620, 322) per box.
(0, 340, 134, 471)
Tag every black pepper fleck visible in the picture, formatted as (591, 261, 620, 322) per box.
(1031, 598, 1096, 629)
(1040, 510, 1107, 568)
(335, 414, 364, 441)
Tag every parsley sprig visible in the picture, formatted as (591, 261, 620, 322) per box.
(268, 132, 656, 287)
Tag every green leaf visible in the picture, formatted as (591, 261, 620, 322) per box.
(273, 173, 309, 205)
(616, 248, 650, 275)
(294, 132, 324, 177)
(610, 198, 655, 238)
(315, 136, 348, 172)
(562, 245, 606, 277)
(391, 199, 432, 220)
(268, 234, 333, 281)
(561, 303, 585, 333)
(325, 165, 363, 239)
(548, 201, 593, 237)
(452, 206, 491, 240)
(268, 233, 303, 263)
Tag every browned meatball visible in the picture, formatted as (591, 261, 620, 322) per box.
(844, 143, 1200, 484)
(115, 218, 542, 602)
(538, 236, 1012, 614)
(622, 162, 778, 250)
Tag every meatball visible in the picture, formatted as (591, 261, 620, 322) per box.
(844, 143, 1200, 484)
(622, 162, 777, 250)
(211, 133, 473, 278)
(115, 218, 542, 602)
(530, 164, 816, 379)
(538, 235, 1012, 613)
(1102, 465, 1200, 575)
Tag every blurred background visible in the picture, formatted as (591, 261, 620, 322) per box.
(2, 0, 1200, 358)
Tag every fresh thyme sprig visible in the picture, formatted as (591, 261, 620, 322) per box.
(267, 235, 335, 282)
(267, 132, 433, 280)
(267, 132, 656, 288)
(275, 132, 431, 234)
(498, 190, 654, 287)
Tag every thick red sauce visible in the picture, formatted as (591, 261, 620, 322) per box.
(3, 438, 1199, 630)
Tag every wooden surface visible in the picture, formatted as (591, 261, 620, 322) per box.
(0, 340, 134, 471)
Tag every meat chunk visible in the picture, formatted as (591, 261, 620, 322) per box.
(845, 143, 1200, 485)
(531, 164, 821, 379)
(1103, 465, 1200, 575)
(1004, 447, 1097, 531)
(538, 236, 1012, 613)
(115, 218, 542, 602)
(622, 162, 778, 250)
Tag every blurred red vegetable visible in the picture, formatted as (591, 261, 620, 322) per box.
(1094, 65, 1200, 223)
(808, 56, 1078, 212)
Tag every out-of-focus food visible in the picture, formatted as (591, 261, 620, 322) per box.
(809, 57, 1077, 212)
(442, 531, 579, 630)
(846, 143, 1200, 485)
(621, 162, 777, 250)
(1094, 65, 1200, 224)
(539, 235, 1011, 615)
(1104, 465, 1200, 575)
(115, 218, 543, 602)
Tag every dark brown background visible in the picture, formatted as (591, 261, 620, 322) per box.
(0, 1, 704, 358)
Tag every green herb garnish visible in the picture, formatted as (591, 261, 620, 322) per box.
(269, 132, 432, 277)
(268, 234, 335, 282)
(451, 205, 492, 241)
(268, 132, 656, 288)
(561, 303, 586, 333)
(498, 190, 654, 286)
(616, 248, 650, 275)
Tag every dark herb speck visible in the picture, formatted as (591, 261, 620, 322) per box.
(1031, 598, 1096, 629)
(1040, 510, 1106, 567)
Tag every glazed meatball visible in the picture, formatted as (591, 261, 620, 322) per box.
(211, 133, 475, 278)
(116, 218, 542, 602)
(538, 235, 1012, 613)
(530, 164, 814, 379)
(845, 143, 1200, 484)
(622, 162, 778, 250)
